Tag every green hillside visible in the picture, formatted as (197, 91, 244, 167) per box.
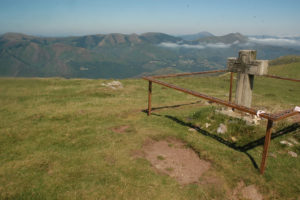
(1, 32, 300, 79)
(0, 33, 186, 79)
(196, 33, 248, 44)
(0, 61, 299, 199)
(269, 55, 300, 66)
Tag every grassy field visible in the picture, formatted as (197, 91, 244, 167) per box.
(0, 62, 299, 199)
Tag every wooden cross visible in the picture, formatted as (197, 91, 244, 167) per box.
(227, 50, 268, 107)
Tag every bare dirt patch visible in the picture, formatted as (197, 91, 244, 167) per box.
(231, 181, 263, 200)
(143, 138, 211, 185)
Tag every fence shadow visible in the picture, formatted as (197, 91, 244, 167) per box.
(146, 111, 300, 170)
(141, 100, 203, 113)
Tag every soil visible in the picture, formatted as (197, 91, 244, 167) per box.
(142, 138, 211, 185)
(231, 181, 263, 200)
(135, 138, 264, 199)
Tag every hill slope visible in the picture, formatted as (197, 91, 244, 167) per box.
(179, 31, 214, 41)
(1, 32, 300, 78)
(0, 61, 299, 199)
(196, 32, 248, 44)
(269, 55, 300, 66)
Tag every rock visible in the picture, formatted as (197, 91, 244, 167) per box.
(205, 123, 211, 128)
(188, 128, 196, 132)
(252, 115, 261, 125)
(288, 138, 299, 145)
(217, 123, 227, 134)
(280, 140, 293, 147)
(101, 81, 123, 89)
(288, 151, 298, 158)
(217, 108, 267, 125)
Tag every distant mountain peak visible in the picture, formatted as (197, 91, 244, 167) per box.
(179, 31, 214, 41)
(1, 32, 33, 41)
(196, 32, 248, 44)
(140, 32, 182, 44)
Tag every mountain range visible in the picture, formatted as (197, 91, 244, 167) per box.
(1, 32, 300, 78)
(178, 31, 215, 41)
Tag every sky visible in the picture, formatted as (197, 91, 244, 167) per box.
(0, 0, 300, 37)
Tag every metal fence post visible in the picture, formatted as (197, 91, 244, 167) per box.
(148, 81, 152, 116)
(260, 120, 274, 174)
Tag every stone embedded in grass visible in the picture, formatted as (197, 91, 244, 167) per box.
(288, 138, 299, 145)
(253, 115, 261, 125)
(231, 137, 237, 142)
(288, 151, 298, 158)
(217, 108, 263, 125)
(217, 123, 227, 134)
(101, 80, 123, 90)
(205, 123, 211, 128)
(188, 128, 197, 132)
(280, 140, 293, 147)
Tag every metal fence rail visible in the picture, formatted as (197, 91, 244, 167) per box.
(143, 70, 300, 174)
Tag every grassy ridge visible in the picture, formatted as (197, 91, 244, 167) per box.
(0, 62, 299, 199)
(269, 55, 300, 66)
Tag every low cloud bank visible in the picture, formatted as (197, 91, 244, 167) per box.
(159, 41, 237, 49)
(160, 37, 300, 49)
(248, 37, 300, 46)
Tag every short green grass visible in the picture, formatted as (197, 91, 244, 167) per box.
(0, 62, 299, 199)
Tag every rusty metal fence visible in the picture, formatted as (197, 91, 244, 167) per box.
(143, 69, 300, 174)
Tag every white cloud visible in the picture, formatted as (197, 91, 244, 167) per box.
(249, 37, 300, 46)
(206, 43, 232, 48)
(160, 37, 300, 49)
(159, 41, 240, 49)
(159, 42, 205, 49)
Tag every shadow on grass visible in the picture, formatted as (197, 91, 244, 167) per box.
(143, 107, 300, 170)
(141, 100, 203, 113)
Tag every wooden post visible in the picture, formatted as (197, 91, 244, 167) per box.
(148, 81, 152, 116)
(260, 120, 273, 174)
(229, 72, 233, 102)
(227, 50, 268, 107)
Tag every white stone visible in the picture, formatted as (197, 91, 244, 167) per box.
(231, 137, 237, 142)
(205, 123, 211, 128)
(288, 138, 299, 145)
(217, 123, 227, 134)
(288, 151, 298, 158)
(188, 128, 196, 132)
(101, 81, 123, 89)
(280, 140, 293, 147)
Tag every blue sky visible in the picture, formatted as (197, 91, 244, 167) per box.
(0, 0, 299, 36)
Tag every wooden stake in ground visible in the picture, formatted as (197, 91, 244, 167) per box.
(227, 50, 268, 107)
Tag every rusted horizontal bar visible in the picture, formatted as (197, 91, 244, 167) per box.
(272, 108, 300, 121)
(263, 74, 300, 82)
(143, 76, 277, 121)
(149, 69, 228, 79)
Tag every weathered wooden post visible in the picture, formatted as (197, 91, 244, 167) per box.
(227, 50, 268, 107)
